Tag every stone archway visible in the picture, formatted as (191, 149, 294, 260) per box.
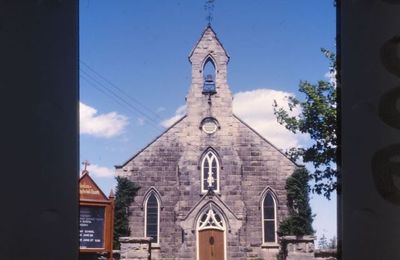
(197, 205, 226, 260)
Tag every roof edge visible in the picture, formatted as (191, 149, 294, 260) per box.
(115, 115, 187, 169)
(79, 172, 109, 200)
(232, 114, 301, 167)
(188, 25, 230, 62)
(182, 190, 241, 221)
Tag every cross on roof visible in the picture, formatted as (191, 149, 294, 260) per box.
(82, 160, 90, 171)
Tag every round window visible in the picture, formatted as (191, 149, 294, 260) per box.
(201, 118, 218, 134)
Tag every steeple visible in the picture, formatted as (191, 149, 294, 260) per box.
(186, 26, 232, 120)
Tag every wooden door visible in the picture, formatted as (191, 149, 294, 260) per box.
(199, 229, 224, 260)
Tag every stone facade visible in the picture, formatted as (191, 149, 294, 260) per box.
(118, 237, 151, 260)
(115, 26, 298, 260)
(314, 249, 337, 260)
(280, 236, 316, 260)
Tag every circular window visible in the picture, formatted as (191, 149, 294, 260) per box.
(201, 118, 218, 134)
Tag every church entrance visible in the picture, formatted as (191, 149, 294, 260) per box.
(197, 205, 226, 260)
(199, 229, 224, 260)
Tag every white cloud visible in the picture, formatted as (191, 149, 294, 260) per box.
(159, 89, 308, 150)
(80, 102, 129, 138)
(160, 105, 186, 128)
(86, 164, 115, 178)
(233, 89, 309, 150)
(324, 70, 337, 87)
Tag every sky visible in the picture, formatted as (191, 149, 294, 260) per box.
(79, 0, 337, 244)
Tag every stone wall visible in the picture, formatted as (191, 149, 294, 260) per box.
(115, 26, 297, 260)
(314, 249, 337, 260)
(117, 237, 151, 260)
(280, 236, 316, 260)
(279, 236, 337, 260)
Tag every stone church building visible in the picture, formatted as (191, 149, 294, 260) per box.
(115, 26, 298, 260)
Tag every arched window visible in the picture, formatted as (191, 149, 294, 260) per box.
(201, 150, 220, 193)
(198, 205, 224, 231)
(202, 57, 216, 94)
(262, 192, 277, 243)
(144, 192, 160, 243)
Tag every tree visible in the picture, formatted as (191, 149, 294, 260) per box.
(318, 234, 337, 249)
(113, 176, 140, 249)
(273, 49, 337, 199)
(328, 236, 337, 249)
(278, 168, 314, 236)
(318, 234, 329, 249)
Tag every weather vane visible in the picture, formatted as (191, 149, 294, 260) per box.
(204, 0, 215, 25)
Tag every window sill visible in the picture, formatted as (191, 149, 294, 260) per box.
(150, 243, 160, 249)
(261, 242, 279, 248)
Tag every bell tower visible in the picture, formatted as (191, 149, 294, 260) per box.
(186, 26, 232, 121)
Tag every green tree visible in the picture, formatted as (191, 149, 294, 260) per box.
(273, 49, 337, 199)
(113, 176, 139, 249)
(278, 168, 314, 236)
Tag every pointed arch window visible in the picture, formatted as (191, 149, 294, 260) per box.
(202, 57, 216, 94)
(262, 192, 277, 243)
(198, 205, 225, 231)
(201, 150, 220, 193)
(144, 192, 160, 243)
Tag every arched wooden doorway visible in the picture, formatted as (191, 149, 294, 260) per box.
(197, 205, 226, 260)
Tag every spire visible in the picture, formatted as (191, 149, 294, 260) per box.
(204, 0, 215, 25)
(188, 25, 229, 63)
(109, 189, 115, 199)
(186, 24, 232, 119)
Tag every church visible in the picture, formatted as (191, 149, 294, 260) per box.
(115, 25, 298, 260)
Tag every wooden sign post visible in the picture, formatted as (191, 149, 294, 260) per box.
(79, 165, 115, 260)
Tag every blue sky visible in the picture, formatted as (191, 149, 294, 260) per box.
(79, 0, 336, 243)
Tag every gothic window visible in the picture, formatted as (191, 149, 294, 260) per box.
(198, 206, 224, 231)
(145, 192, 159, 243)
(201, 150, 220, 193)
(202, 57, 216, 94)
(262, 192, 277, 243)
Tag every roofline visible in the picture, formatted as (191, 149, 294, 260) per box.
(188, 24, 230, 63)
(232, 114, 301, 167)
(182, 190, 240, 221)
(115, 115, 187, 169)
(79, 172, 109, 200)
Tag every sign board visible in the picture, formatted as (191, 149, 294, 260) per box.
(79, 170, 114, 260)
(80, 206, 105, 248)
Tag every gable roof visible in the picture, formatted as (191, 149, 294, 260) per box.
(79, 171, 109, 201)
(116, 113, 300, 170)
(182, 188, 241, 222)
(188, 25, 230, 62)
(115, 115, 187, 169)
(233, 114, 301, 167)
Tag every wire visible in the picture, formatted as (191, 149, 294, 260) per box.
(79, 60, 204, 156)
(80, 71, 165, 132)
(80, 60, 162, 121)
